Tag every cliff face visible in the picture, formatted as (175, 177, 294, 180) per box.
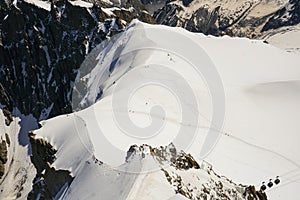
(0, 0, 154, 121)
(262, 0, 300, 31)
(28, 131, 73, 199)
(0, 139, 8, 178)
(153, 0, 300, 38)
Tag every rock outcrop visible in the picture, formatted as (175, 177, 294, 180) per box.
(262, 0, 300, 31)
(0, 139, 8, 178)
(28, 131, 73, 199)
(126, 143, 268, 200)
(153, 0, 300, 38)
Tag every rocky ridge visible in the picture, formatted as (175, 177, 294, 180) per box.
(26, 132, 268, 200)
(153, 0, 300, 38)
(124, 143, 267, 200)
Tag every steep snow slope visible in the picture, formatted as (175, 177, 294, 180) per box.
(0, 109, 37, 199)
(33, 20, 300, 199)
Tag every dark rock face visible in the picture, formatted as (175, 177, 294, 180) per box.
(245, 185, 268, 200)
(134, 0, 168, 14)
(153, 0, 300, 37)
(0, 139, 8, 178)
(262, 0, 300, 31)
(1, 0, 101, 120)
(172, 152, 200, 170)
(153, 3, 183, 27)
(29, 132, 56, 174)
(28, 131, 73, 199)
(151, 143, 200, 170)
(1, 108, 13, 126)
(184, 6, 220, 35)
(0, 0, 154, 121)
(181, 0, 193, 7)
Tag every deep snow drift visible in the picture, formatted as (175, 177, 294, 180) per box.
(33, 20, 300, 199)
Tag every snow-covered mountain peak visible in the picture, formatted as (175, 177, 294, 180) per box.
(1, 0, 300, 198)
(29, 20, 300, 199)
(71, 20, 227, 169)
(1, 18, 298, 199)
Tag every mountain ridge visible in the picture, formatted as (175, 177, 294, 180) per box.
(0, 1, 300, 199)
(153, 0, 300, 38)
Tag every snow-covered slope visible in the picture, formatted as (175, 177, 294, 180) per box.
(263, 24, 300, 52)
(0, 109, 37, 199)
(32, 20, 300, 199)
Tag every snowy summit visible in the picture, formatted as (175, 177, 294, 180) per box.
(23, 20, 300, 199)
